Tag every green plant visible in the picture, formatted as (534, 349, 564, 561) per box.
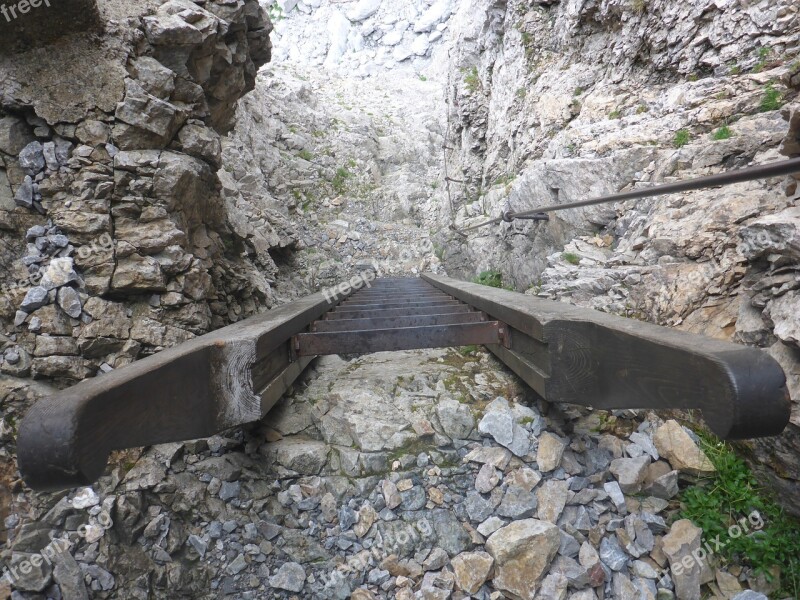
(418, 74, 428, 81)
(268, 1, 285, 22)
(298, 149, 314, 161)
(562, 252, 580, 265)
(521, 31, 533, 49)
(431, 181, 439, 190)
(636, 104, 647, 114)
(472, 270, 504, 288)
(332, 166, 352, 195)
(609, 109, 622, 120)
(712, 125, 733, 140)
(673, 128, 691, 148)
(574, 86, 584, 96)
(688, 73, 699, 82)
(759, 83, 783, 112)
(516, 87, 527, 99)
(464, 67, 480, 93)
(458, 345, 479, 356)
(729, 63, 742, 75)
(493, 174, 516, 186)
(680, 432, 800, 597)
(631, 0, 647, 14)
(753, 46, 771, 73)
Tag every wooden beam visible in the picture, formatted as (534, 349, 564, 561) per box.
(17, 286, 349, 491)
(423, 273, 790, 440)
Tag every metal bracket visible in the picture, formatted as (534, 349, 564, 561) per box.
(503, 210, 550, 222)
(498, 323, 512, 349)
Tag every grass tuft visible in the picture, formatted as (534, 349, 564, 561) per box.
(712, 125, 733, 141)
(673, 129, 691, 148)
(680, 432, 800, 597)
(753, 46, 771, 73)
(759, 83, 783, 112)
(332, 166, 352, 195)
(472, 270, 504, 288)
(562, 252, 581, 265)
(464, 67, 480, 93)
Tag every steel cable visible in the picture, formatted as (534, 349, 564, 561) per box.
(457, 157, 800, 233)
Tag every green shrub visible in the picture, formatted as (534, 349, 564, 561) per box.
(521, 31, 533, 51)
(298, 149, 314, 161)
(473, 270, 504, 288)
(712, 125, 732, 140)
(464, 67, 480, 93)
(753, 46, 771, 73)
(673, 129, 691, 148)
(332, 167, 352, 194)
(268, 2, 285, 22)
(760, 83, 783, 112)
(562, 252, 580, 265)
(680, 432, 800, 597)
(609, 109, 622, 120)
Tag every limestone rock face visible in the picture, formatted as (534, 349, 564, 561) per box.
(451, 551, 494, 594)
(0, 0, 275, 394)
(662, 520, 703, 600)
(485, 518, 561, 599)
(653, 420, 716, 476)
(536, 432, 566, 472)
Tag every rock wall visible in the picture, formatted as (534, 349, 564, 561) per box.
(438, 0, 799, 284)
(218, 0, 464, 294)
(0, 0, 274, 545)
(0, 0, 101, 54)
(435, 0, 800, 513)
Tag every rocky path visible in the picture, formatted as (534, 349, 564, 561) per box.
(2, 346, 767, 600)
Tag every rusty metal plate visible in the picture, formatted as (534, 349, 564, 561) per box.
(311, 312, 486, 332)
(338, 300, 462, 310)
(324, 304, 473, 320)
(294, 321, 505, 356)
